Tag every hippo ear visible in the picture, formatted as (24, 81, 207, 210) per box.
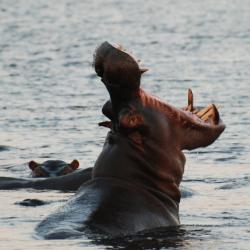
(29, 161, 38, 170)
(70, 159, 80, 170)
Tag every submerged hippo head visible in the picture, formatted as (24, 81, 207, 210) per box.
(28, 160, 80, 178)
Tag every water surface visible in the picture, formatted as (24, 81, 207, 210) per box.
(0, 0, 250, 249)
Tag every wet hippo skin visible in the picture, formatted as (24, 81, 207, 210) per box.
(37, 42, 225, 238)
(0, 42, 225, 238)
(0, 160, 83, 190)
(0, 167, 92, 191)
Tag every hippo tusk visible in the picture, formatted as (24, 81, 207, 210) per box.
(185, 89, 221, 125)
(198, 104, 220, 125)
(212, 104, 220, 124)
(187, 89, 194, 111)
(196, 104, 213, 118)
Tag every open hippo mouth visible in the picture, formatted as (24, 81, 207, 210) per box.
(183, 88, 221, 126)
(173, 88, 225, 150)
(99, 87, 225, 152)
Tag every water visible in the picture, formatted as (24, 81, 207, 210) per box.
(0, 0, 250, 249)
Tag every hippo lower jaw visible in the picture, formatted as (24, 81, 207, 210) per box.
(184, 89, 221, 126)
(177, 89, 225, 150)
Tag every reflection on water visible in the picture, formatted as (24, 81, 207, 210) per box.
(0, 0, 250, 249)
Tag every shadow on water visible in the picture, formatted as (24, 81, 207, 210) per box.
(84, 226, 191, 249)
(0, 145, 11, 151)
(15, 198, 50, 207)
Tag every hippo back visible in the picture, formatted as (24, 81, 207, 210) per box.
(36, 178, 179, 238)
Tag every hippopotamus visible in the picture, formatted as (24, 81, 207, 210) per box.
(0, 42, 225, 238)
(28, 159, 79, 177)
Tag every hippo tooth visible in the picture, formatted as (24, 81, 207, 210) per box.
(212, 104, 220, 124)
(187, 89, 194, 111)
(192, 109, 200, 114)
(199, 104, 220, 124)
(199, 107, 214, 122)
(196, 104, 213, 118)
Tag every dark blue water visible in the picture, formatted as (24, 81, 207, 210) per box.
(0, 0, 250, 249)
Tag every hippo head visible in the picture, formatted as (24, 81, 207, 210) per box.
(94, 42, 225, 151)
(28, 160, 79, 178)
(93, 42, 148, 118)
